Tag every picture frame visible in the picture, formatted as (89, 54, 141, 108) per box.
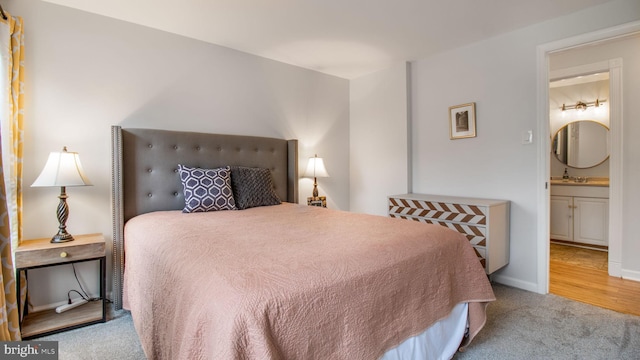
(449, 102, 476, 139)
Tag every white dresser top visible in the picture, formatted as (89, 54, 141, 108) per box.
(389, 193, 509, 207)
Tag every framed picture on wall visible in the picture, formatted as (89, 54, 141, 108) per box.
(449, 102, 476, 139)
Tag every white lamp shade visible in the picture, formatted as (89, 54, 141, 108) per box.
(32, 149, 92, 187)
(304, 155, 329, 178)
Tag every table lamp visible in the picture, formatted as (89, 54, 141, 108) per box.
(32, 147, 92, 243)
(304, 154, 329, 199)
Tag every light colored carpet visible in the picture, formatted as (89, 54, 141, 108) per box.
(34, 306, 145, 360)
(35, 283, 640, 359)
(454, 284, 640, 359)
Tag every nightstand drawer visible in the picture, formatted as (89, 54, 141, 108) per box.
(15, 233, 105, 268)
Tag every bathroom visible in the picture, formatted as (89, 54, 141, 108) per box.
(548, 72, 610, 273)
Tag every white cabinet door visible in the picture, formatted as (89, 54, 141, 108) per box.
(574, 197, 609, 246)
(550, 195, 573, 241)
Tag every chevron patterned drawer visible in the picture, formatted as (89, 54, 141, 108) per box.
(389, 194, 510, 274)
(388, 213, 487, 247)
(388, 197, 487, 225)
(390, 213, 488, 266)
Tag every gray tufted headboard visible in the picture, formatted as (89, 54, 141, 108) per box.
(111, 126, 298, 309)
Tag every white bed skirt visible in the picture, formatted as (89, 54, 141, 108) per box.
(380, 302, 468, 360)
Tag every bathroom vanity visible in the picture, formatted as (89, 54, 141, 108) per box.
(550, 179, 609, 248)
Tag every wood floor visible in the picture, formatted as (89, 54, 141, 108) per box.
(549, 243, 640, 316)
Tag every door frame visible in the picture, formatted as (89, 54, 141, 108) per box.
(535, 20, 640, 294)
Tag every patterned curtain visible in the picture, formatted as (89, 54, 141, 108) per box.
(0, 11, 25, 341)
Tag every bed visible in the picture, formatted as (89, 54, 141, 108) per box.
(111, 126, 495, 359)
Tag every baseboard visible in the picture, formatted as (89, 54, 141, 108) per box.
(621, 269, 640, 283)
(609, 261, 621, 277)
(551, 239, 607, 251)
(490, 274, 540, 293)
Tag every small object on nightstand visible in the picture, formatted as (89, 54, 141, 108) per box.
(14, 233, 106, 339)
(307, 196, 327, 208)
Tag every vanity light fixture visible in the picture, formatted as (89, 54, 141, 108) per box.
(560, 98, 606, 113)
(574, 101, 588, 112)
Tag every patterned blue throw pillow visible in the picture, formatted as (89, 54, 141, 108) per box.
(178, 165, 237, 212)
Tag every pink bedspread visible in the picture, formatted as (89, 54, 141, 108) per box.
(123, 203, 495, 359)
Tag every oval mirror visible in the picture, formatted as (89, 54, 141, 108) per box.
(552, 120, 610, 169)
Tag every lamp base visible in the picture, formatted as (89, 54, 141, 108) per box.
(51, 186, 75, 243)
(51, 232, 74, 243)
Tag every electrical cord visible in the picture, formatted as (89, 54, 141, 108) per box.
(67, 263, 102, 303)
(66, 289, 86, 303)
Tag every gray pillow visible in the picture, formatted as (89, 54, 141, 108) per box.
(178, 165, 237, 212)
(230, 167, 281, 210)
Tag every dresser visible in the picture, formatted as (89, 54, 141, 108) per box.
(388, 194, 510, 274)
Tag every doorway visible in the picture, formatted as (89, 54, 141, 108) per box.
(548, 69, 611, 252)
(548, 57, 621, 278)
(547, 63, 616, 311)
(542, 35, 640, 315)
(535, 22, 640, 295)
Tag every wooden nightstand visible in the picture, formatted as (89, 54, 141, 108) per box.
(15, 233, 106, 339)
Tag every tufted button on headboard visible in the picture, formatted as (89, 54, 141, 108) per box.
(111, 126, 298, 309)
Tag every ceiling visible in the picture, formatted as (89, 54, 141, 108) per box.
(42, 0, 617, 79)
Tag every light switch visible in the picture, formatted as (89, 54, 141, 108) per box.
(522, 130, 533, 144)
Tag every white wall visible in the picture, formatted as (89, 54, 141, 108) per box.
(350, 62, 410, 216)
(550, 34, 640, 280)
(409, 0, 640, 291)
(7, 0, 349, 307)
